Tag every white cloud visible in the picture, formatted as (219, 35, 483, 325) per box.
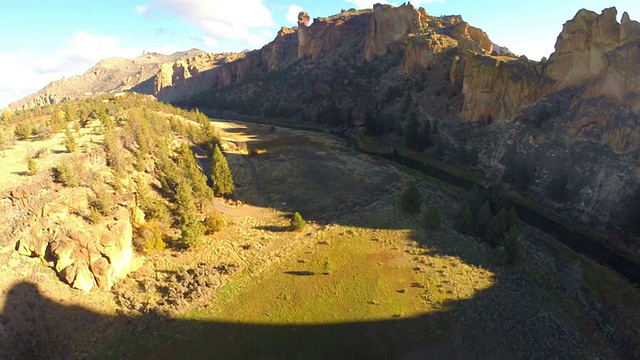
(345, 0, 389, 9)
(135, 5, 149, 14)
(411, 0, 445, 5)
(202, 36, 220, 50)
(0, 31, 181, 109)
(31, 31, 141, 75)
(344, 0, 444, 9)
(152, 0, 274, 40)
(286, 5, 303, 25)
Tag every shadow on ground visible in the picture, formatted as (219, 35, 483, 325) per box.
(0, 120, 597, 359)
(0, 271, 593, 360)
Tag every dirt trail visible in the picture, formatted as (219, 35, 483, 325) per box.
(243, 155, 265, 207)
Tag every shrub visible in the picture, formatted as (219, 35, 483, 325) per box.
(290, 212, 306, 231)
(64, 128, 78, 153)
(400, 185, 422, 214)
(203, 213, 227, 234)
(456, 146, 479, 166)
(89, 187, 114, 217)
(135, 220, 166, 254)
(421, 205, 441, 229)
(503, 158, 534, 191)
(27, 158, 38, 175)
(52, 163, 79, 187)
(14, 124, 33, 140)
(322, 260, 333, 275)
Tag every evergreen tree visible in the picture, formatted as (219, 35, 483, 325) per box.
(211, 144, 235, 196)
(176, 145, 214, 205)
(175, 181, 205, 247)
(404, 111, 420, 150)
(421, 204, 441, 229)
(400, 184, 422, 214)
(64, 127, 77, 153)
(476, 201, 493, 239)
(290, 212, 306, 231)
(547, 173, 569, 202)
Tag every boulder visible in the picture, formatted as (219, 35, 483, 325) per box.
(14, 205, 135, 291)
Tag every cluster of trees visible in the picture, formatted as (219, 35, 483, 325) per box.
(11, 94, 234, 252)
(455, 186, 522, 265)
(399, 184, 441, 230)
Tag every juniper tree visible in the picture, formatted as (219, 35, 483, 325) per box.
(211, 144, 234, 196)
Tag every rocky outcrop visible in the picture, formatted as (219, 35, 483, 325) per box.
(15, 205, 134, 292)
(449, 21, 494, 55)
(152, 53, 245, 103)
(5, 178, 135, 292)
(460, 54, 548, 121)
(365, 3, 422, 61)
(8, 49, 205, 111)
(297, 9, 371, 60)
(153, 28, 298, 103)
(544, 7, 640, 152)
(365, 4, 494, 77)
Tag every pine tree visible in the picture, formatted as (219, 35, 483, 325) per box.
(290, 212, 306, 231)
(400, 184, 422, 214)
(211, 144, 235, 196)
(175, 181, 204, 247)
(64, 127, 77, 153)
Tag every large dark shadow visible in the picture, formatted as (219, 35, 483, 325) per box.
(0, 119, 604, 358)
(0, 269, 595, 360)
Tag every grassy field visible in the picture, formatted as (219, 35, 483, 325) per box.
(92, 120, 611, 359)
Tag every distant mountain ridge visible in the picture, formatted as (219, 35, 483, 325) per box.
(8, 49, 205, 110)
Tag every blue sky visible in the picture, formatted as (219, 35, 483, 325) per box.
(2, 0, 639, 109)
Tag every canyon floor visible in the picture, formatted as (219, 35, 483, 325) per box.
(1, 120, 633, 359)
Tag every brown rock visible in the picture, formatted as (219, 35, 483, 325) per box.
(364, 3, 420, 61)
(297, 10, 368, 60)
(72, 261, 96, 292)
(402, 33, 458, 74)
(449, 21, 493, 55)
(460, 54, 547, 121)
(297, 11, 310, 27)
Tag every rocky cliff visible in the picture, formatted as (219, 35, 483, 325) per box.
(546, 8, 640, 153)
(152, 27, 298, 103)
(3, 177, 135, 291)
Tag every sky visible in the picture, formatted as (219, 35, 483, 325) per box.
(1, 0, 639, 110)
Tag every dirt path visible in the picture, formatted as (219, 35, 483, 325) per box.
(243, 155, 266, 207)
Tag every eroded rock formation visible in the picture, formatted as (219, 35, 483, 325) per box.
(459, 54, 548, 121)
(5, 179, 135, 292)
(297, 9, 370, 60)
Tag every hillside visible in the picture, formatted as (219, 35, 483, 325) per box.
(7, 49, 205, 111)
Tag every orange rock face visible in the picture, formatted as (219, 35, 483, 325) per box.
(543, 7, 640, 152)
(460, 54, 547, 121)
(364, 3, 421, 61)
(297, 9, 369, 60)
